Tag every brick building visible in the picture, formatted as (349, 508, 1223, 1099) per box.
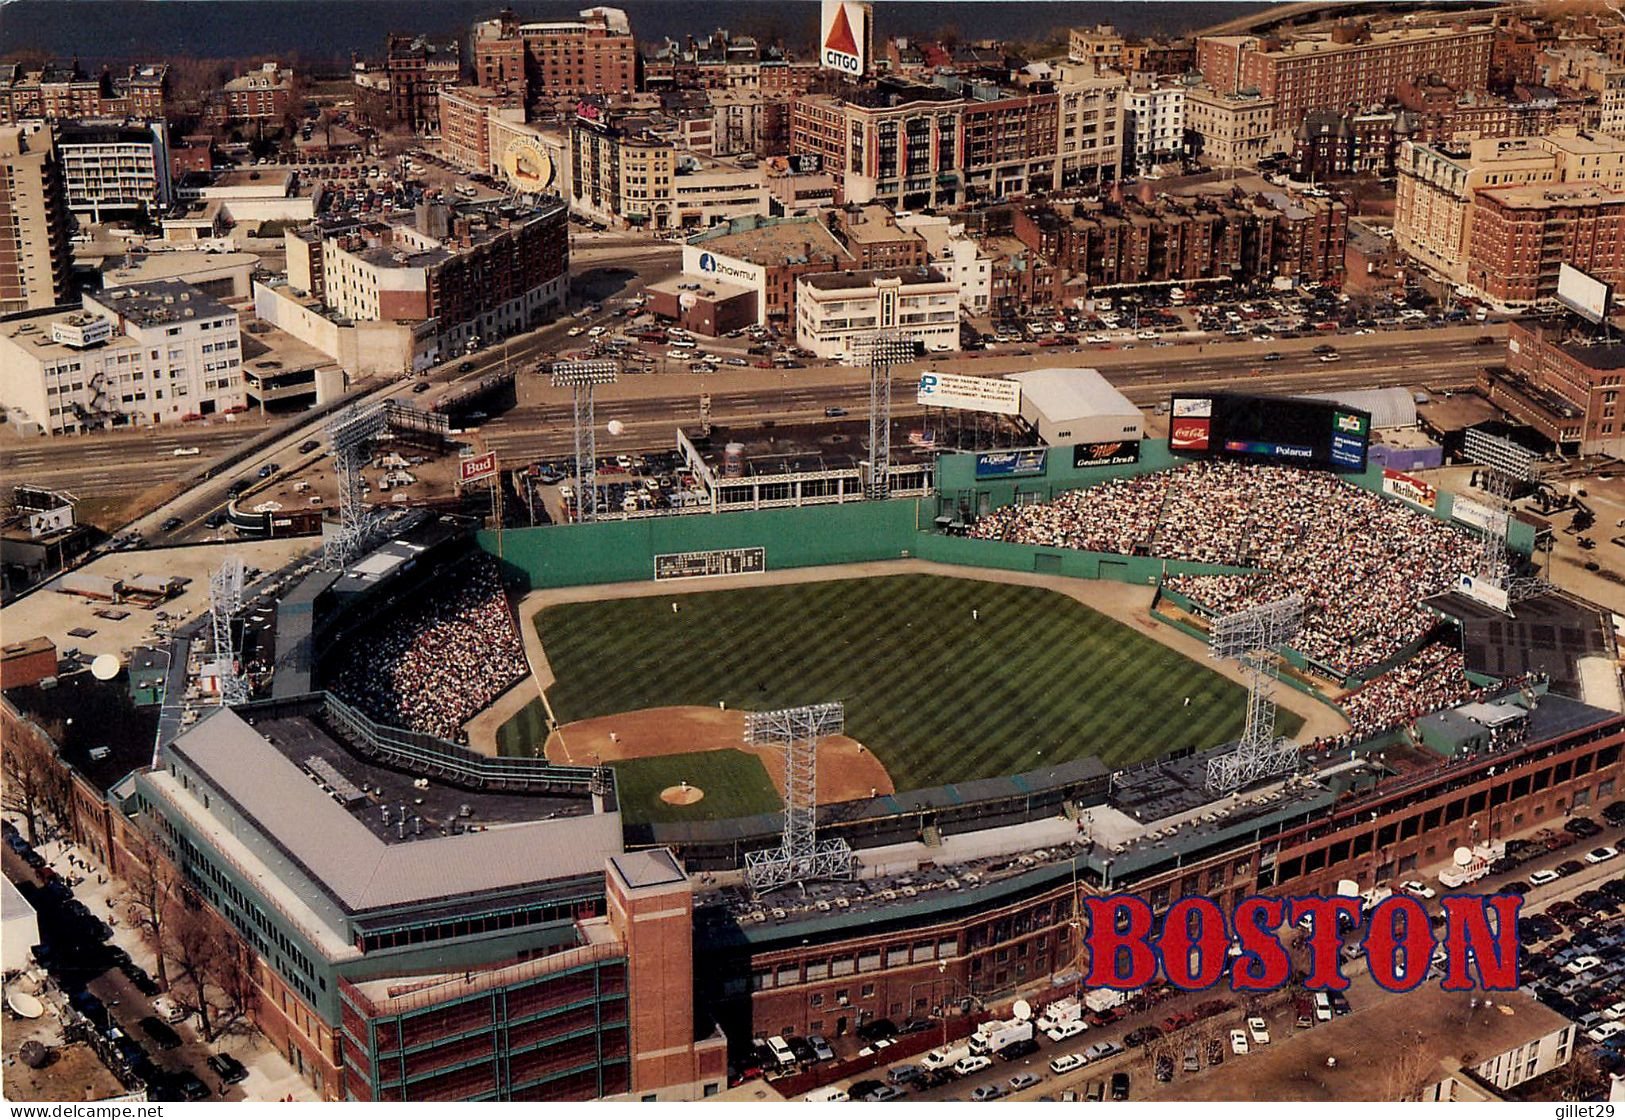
(472, 7, 636, 105)
(1467, 183, 1625, 308)
(222, 62, 295, 121)
(1197, 22, 1494, 132)
(0, 61, 169, 125)
(1480, 317, 1625, 456)
(385, 34, 461, 133)
(437, 85, 525, 172)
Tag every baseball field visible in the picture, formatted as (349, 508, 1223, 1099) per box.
(533, 573, 1298, 809)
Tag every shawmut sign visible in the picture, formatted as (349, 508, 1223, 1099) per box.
(821, 0, 871, 76)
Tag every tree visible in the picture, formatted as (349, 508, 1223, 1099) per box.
(213, 939, 260, 1031)
(120, 816, 182, 989)
(1, 711, 71, 847)
(166, 888, 233, 1043)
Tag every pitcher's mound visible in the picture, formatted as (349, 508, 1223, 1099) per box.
(660, 784, 705, 806)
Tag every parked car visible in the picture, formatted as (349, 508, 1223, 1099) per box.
(1247, 1017, 1271, 1045)
(1008, 1072, 1042, 1092)
(1110, 1072, 1130, 1101)
(138, 1016, 182, 1051)
(1587, 847, 1619, 865)
(970, 1084, 1005, 1101)
(1230, 1029, 1250, 1055)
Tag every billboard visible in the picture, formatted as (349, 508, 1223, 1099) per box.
(459, 451, 498, 484)
(820, 0, 871, 76)
(1556, 262, 1613, 325)
(1382, 468, 1437, 510)
(1457, 574, 1510, 612)
(1073, 440, 1142, 468)
(25, 505, 73, 538)
(1451, 495, 1509, 535)
(1167, 393, 1371, 472)
(975, 449, 1047, 478)
(916, 372, 1022, 415)
(500, 136, 556, 194)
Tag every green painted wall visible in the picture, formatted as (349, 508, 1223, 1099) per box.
(912, 533, 1256, 586)
(483, 500, 923, 590)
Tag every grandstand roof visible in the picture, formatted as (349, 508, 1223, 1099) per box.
(1305, 387, 1417, 429)
(167, 708, 622, 914)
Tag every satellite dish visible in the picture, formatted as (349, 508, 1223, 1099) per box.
(6, 990, 44, 1019)
(1012, 999, 1033, 1022)
(90, 654, 120, 681)
(1453, 846, 1474, 866)
(607, 419, 626, 436)
(1336, 879, 1359, 898)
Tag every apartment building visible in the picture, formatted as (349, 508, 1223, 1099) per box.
(571, 108, 767, 230)
(437, 85, 525, 173)
(222, 62, 296, 121)
(0, 124, 73, 314)
(56, 120, 171, 222)
(0, 61, 169, 125)
(1184, 86, 1278, 169)
(795, 266, 959, 359)
(1124, 74, 1186, 174)
(472, 7, 636, 103)
(385, 35, 461, 133)
(831, 203, 928, 270)
(1468, 183, 1625, 308)
(1197, 23, 1494, 132)
(1053, 64, 1126, 186)
(0, 280, 245, 434)
(1394, 129, 1625, 283)
(894, 212, 993, 314)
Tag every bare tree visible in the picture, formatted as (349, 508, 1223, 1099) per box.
(1377, 1031, 1434, 1101)
(166, 889, 232, 1043)
(1, 711, 70, 846)
(120, 817, 182, 989)
(213, 939, 260, 1032)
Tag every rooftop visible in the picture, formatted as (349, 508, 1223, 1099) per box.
(166, 708, 619, 914)
(1005, 367, 1141, 422)
(689, 215, 850, 267)
(610, 848, 687, 891)
(1479, 182, 1625, 208)
(685, 419, 946, 476)
(89, 279, 235, 329)
(799, 266, 949, 292)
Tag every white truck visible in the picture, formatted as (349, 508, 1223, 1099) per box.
(1037, 998, 1082, 1033)
(971, 1019, 1034, 1056)
(1084, 988, 1126, 1014)
(922, 1041, 971, 1071)
(1439, 840, 1507, 889)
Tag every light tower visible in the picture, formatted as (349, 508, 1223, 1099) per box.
(208, 555, 249, 706)
(1205, 594, 1304, 791)
(549, 359, 619, 522)
(324, 403, 388, 568)
(1462, 428, 1539, 607)
(742, 702, 855, 894)
(853, 333, 916, 500)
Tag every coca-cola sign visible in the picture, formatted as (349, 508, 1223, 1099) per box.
(1170, 419, 1210, 451)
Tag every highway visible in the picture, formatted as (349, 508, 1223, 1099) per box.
(477, 329, 1497, 463)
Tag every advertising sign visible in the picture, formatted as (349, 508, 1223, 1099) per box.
(1073, 440, 1142, 468)
(1168, 393, 1370, 472)
(820, 0, 871, 76)
(1556, 262, 1613, 325)
(500, 137, 556, 193)
(1451, 495, 1509, 534)
(1170, 418, 1211, 451)
(916, 372, 1022, 415)
(459, 451, 498, 484)
(25, 505, 73, 539)
(1457, 574, 1510, 612)
(975, 449, 1047, 478)
(1382, 469, 1437, 511)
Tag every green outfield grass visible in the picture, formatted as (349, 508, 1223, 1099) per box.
(535, 574, 1299, 793)
(608, 750, 781, 827)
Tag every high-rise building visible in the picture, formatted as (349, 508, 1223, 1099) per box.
(1123, 73, 1186, 173)
(55, 120, 171, 223)
(0, 124, 72, 314)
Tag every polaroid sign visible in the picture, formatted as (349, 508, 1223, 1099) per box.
(820, 0, 871, 76)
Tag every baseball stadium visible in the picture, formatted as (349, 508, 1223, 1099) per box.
(46, 376, 1623, 1102)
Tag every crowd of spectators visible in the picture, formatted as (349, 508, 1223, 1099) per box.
(1338, 642, 1471, 738)
(969, 460, 1480, 677)
(331, 557, 530, 742)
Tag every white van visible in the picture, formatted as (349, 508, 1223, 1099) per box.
(1049, 1053, 1087, 1075)
(804, 1087, 849, 1102)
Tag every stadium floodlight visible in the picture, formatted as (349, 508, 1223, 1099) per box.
(1205, 595, 1304, 792)
(324, 403, 388, 569)
(208, 554, 248, 706)
(550, 360, 619, 523)
(1461, 429, 1538, 609)
(850, 332, 917, 501)
(743, 702, 855, 894)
